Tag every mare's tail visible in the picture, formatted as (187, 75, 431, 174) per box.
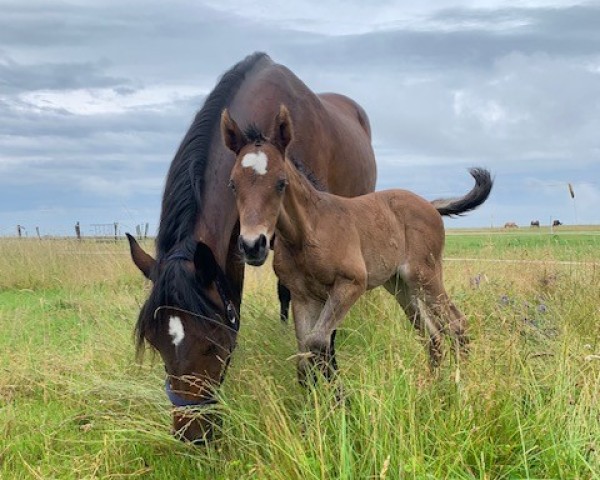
(431, 168, 493, 217)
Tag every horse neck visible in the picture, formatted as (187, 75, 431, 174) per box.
(276, 159, 322, 246)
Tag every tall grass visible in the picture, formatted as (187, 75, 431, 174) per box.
(0, 233, 598, 479)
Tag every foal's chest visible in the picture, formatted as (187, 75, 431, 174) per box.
(272, 244, 334, 300)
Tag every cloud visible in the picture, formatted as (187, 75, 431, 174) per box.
(1, 0, 599, 232)
(0, 56, 129, 93)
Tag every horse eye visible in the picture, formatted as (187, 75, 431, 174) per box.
(228, 179, 236, 193)
(276, 179, 287, 193)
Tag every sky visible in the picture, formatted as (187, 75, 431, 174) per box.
(1, 0, 599, 236)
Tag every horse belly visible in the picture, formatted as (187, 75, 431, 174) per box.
(358, 205, 406, 289)
(365, 253, 402, 290)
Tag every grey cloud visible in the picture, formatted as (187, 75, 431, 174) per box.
(282, 5, 600, 72)
(0, 57, 130, 93)
(1, 0, 599, 230)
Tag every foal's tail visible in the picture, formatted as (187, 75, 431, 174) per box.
(431, 168, 493, 217)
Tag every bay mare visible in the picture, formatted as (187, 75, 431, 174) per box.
(222, 106, 493, 382)
(126, 53, 376, 442)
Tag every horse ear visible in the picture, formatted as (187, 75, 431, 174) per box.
(126, 233, 156, 280)
(271, 104, 294, 153)
(194, 241, 218, 287)
(221, 109, 245, 154)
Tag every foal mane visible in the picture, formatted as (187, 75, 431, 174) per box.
(290, 156, 325, 191)
(135, 52, 270, 355)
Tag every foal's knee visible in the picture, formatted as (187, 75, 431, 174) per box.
(305, 331, 330, 356)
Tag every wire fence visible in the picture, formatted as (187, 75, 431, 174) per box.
(5, 222, 153, 241)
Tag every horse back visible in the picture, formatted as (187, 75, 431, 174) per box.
(229, 63, 377, 197)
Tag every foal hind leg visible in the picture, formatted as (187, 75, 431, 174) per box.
(384, 275, 443, 368)
(434, 289, 470, 359)
(415, 268, 469, 364)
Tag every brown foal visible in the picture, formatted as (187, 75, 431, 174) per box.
(221, 105, 493, 382)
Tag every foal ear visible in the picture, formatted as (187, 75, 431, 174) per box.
(221, 109, 246, 155)
(126, 233, 156, 280)
(194, 241, 218, 287)
(271, 104, 294, 154)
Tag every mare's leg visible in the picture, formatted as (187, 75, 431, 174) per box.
(304, 277, 366, 378)
(271, 236, 291, 322)
(328, 329, 338, 375)
(277, 281, 291, 322)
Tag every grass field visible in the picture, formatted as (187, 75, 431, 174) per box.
(1, 227, 599, 479)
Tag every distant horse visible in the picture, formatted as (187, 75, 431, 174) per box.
(125, 53, 376, 442)
(504, 222, 518, 228)
(553, 219, 563, 226)
(530, 220, 540, 227)
(222, 106, 493, 381)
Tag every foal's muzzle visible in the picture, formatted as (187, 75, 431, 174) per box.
(238, 234, 268, 266)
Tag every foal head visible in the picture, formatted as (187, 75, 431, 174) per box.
(221, 105, 294, 266)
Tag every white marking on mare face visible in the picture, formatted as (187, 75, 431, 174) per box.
(168, 316, 185, 347)
(241, 151, 268, 175)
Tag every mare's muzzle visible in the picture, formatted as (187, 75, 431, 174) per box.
(238, 234, 268, 266)
(166, 378, 219, 444)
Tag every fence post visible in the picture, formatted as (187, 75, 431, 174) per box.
(17, 225, 22, 238)
(36, 226, 41, 240)
(75, 221, 81, 240)
(136, 224, 141, 239)
(144, 222, 149, 240)
(114, 222, 118, 242)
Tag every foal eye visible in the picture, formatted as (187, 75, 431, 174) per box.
(275, 179, 287, 193)
(228, 179, 236, 193)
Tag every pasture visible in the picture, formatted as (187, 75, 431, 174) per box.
(1, 228, 599, 479)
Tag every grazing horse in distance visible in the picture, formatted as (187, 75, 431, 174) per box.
(553, 219, 563, 227)
(504, 222, 518, 228)
(126, 53, 376, 443)
(530, 220, 540, 227)
(222, 105, 493, 382)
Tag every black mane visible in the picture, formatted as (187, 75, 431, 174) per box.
(135, 52, 270, 355)
(156, 52, 270, 256)
(289, 156, 326, 192)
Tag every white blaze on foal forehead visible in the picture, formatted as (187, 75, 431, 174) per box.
(241, 151, 268, 175)
(168, 316, 185, 346)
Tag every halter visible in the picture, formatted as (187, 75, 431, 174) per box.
(165, 378, 218, 409)
(159, 248, 240, 408)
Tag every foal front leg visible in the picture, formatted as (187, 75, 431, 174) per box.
(292, 297, 325, 387)
(304, 277, 366, 379)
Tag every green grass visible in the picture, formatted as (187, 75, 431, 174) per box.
(445, 226, 600, 261)
(0, 230, 599, 479)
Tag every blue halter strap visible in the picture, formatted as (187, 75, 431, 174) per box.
(164, 378, 217, 408)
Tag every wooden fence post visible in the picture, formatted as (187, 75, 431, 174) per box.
(144, 222, 149, 239)
(36, 227, 41, 240)
(17, 225, 22, 238)
(114, 222, 118, 242)
(75, 221, 81, 240)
